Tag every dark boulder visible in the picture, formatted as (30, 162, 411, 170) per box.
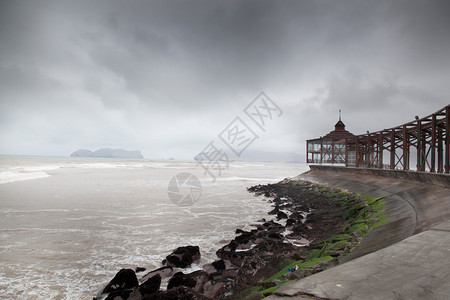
(167, 272, 196, 290)
(104, 287, 140, 300)
(262, 220, 284, 232)
(167, 271, 208, 292)
(102, 268, 139, 294)
(203, 279, 231, 299)
(267, 232, 283, 240)
(190, 270, 209, 292)
(292, 222, 307, 233)
(286, 218, 296, 226)
(141, 266, 173, 282)
(139, 274, 161, 295)
(216, 240, 238, 258)
(225, 252, 254, 267)
(164, 246, 201, 268)
(212, 260, 226, 271)
(277, 211, 288, 220)
(268, 206, 280, 215)
(238, 255, 266, 277)
(203, 259, 227, 274)
(144, 286, 209, 300)
(234, 231, 253, 243)
(272, 197, 282, 205)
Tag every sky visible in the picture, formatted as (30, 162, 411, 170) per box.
(0, 0, 449, 160)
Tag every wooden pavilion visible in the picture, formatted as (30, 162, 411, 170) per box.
(306, 111, 355, 164)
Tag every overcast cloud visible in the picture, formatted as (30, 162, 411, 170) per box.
(0, 0, 449, 160)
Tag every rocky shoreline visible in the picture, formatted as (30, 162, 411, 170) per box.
(94, 178, 385, 300)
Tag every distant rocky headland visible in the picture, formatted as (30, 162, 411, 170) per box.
(70, 148, 143, 159)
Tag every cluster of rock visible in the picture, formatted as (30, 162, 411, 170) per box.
(94, 246, 208, 299)
(95, 179, 358, 299)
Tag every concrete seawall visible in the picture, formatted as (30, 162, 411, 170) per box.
(264, 166, 450, 299)
(308, 165, 450, 188)
(296, 165, 450, 261)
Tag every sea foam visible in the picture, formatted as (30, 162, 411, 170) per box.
(0, 171, 50, 184)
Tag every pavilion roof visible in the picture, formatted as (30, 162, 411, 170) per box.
(307, 116, 355, 141)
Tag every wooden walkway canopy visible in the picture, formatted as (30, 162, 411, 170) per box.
(307, 104, 450, 173)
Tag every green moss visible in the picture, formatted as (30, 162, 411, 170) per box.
(329, 240, 350, 250)
(245, 180, 388, 298)
(348, 223, 367, 233)
(265, 256, 333, 282)
(265, 259, 303, 282)
(306, 248, 323, 259)
(325, 192, 336, 198)
(326, 234, 351, 242)
(368, 198, 385, 211)
(260, 280, 294, 295)
(249, 285, 264, 293)
(371, 216, 390, 228)
(299, 256, 332, 267)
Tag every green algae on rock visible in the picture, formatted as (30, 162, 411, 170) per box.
(242, 178, 387, 299)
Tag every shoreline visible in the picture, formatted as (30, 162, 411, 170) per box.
(95, 178, 386, 299)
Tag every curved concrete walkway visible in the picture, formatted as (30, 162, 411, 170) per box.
(265, 167, 450, 300)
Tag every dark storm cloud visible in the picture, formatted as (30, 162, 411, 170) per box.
(297, 66, 446, 138)
(0, 0, 449, 158)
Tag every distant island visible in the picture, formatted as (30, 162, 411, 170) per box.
(70, 148, 143, 159)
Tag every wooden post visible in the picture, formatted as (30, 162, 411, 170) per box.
(417, 120, 422, 171)
(403, 125, 409, 170)
(355, 136, 360, 167)
(378, 133, 383, 169)
(438, 126, 443, 173)
(422, 130, 427, 171)
(445, 106, 450, 174)
(306, 141, 309, 163)
(390, 129, 395, 169)
(331, 140, 335, 164)
(367, 134, 371, 167)
(345, 139, 348, 166)
(430, 115, 436, 172)
(320, 139, 323, 164)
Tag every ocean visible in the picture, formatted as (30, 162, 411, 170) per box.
(0, 156, 307, 299)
